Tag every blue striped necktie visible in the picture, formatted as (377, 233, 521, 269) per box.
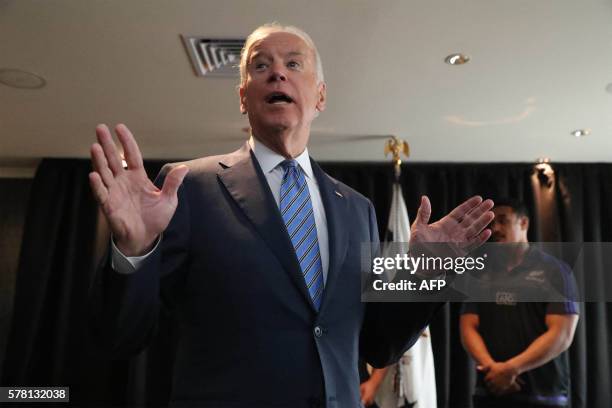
(280, 160, 324, 310)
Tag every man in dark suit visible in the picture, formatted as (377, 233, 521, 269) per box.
(89, 23, 494, 407)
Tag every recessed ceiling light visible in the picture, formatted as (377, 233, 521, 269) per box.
(0, 68, 46, 89)
(444, 53, 470, 65)
(570, 129, 590, 138)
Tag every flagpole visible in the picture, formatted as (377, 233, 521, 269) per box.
(377, 136, 437, 408)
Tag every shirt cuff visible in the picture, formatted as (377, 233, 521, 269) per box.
(110, 235, 161, 274)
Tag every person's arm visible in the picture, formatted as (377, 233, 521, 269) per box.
(459, 313, 495, 367)
(505, 314, 578, 374)
(360, 367, 389, 406)
(88, 124, 189, 356)
(460, 312, 525, 395)
(484, 314, 578, 394)
(362, 196, 495, 367)
(110, 234, 161, 273)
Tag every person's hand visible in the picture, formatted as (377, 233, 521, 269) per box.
(500, 381, 522, 395)
(410, 195, 494, 254)
(479, 361, 520, 395)
(359, 379, 378, 406)
(89, 124, 189, 256)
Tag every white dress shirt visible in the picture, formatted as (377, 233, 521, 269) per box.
(111, 137, 330, 285)
(248, 137, 329, 284)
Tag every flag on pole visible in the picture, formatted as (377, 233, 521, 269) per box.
(375, 182, 437, 408)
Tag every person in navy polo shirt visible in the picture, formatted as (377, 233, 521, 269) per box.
(460, 199, 579, 408)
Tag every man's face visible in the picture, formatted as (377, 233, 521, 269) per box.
(490, 206, 529, 243)
(239, 31, 326, 141)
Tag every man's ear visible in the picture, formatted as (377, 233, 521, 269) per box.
(315, 82, 327, 113)
(239, 85, 247, 114)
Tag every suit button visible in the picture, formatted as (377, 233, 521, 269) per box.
(313, 326, 323, 338)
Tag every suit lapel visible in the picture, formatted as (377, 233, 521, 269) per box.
(217, 144, 317, 311)
(310, 159, 349, 312)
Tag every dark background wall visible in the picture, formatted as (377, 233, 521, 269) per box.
(0, 178, 31, 377)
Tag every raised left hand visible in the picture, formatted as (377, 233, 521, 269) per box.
(410, 195, 494, 254)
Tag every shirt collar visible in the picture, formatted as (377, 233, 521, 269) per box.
(249, 136, 314, 179)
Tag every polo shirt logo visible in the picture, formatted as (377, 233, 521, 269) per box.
(496, 291, 517, 305)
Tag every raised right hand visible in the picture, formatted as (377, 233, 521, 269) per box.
(89, 124, 189, 256)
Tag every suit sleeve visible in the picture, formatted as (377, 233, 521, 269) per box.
(359, 200, 444, 368)
(89, 164, 191, 357)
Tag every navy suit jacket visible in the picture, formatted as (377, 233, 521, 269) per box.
(91, 142, 441, 407)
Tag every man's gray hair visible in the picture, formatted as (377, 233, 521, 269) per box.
(239, 23, 325, 86)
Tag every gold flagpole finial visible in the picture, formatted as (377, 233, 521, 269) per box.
(384, 136, 410, 180)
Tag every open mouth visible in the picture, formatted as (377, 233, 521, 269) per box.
(266, 92, 294, 104)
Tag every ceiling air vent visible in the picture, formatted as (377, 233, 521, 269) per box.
(182, 36, 245, 77)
